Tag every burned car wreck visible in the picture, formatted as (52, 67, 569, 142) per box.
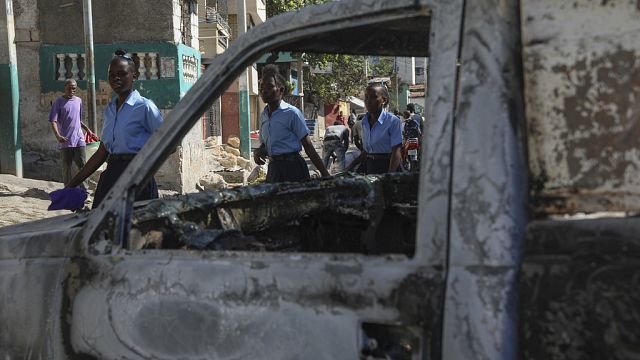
(1, 1, 444, 358)
(2, 0, 639, 358)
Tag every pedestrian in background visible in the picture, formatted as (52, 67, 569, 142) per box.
(406, 103, 424, 133)
(346, 83, 402, 174)
(336, 110, 346, 126)
(322, 121, 350, 173)
(347, 109, 357, 143)
(253, 64, 329, 182)
(49, 78, 90, 187)
(67, 49, 163, 208)
(352, 115, 364, 151)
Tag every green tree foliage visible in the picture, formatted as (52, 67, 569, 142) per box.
(266, 0, 326, 18)
(304, 54, 366, 105)
(265, 1, 399, 108)
(265, 0, 367, 106)
(369, 57, 394, 79)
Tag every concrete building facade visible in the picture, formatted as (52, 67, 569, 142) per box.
(10, 0, 204, 192)
(198, 0, 264, 146)
(395, 56, 428, 112)
(3, 0, 267, 192)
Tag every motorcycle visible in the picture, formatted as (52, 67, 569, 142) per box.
(402, 137, 420, 172)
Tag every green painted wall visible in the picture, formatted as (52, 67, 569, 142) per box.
(177, 44, 201, 97)
(0, 63, 22, 175)
(40, 42, 187, 108)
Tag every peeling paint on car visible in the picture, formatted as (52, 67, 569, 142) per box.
(523, 0, 640, 213)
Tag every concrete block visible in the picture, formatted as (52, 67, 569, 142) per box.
(237, 156, 254, 171)
(223, 144, 240, 156)
(14, 29, 31, 42)
(216, 170, 246, 185)
(227, 137, 240, 149)
(199, 173, 227, 190)
(30, 29, 40, 41)
(218, 156, 237, 169)
(205, 137, 219, 148)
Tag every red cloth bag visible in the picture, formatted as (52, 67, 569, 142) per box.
(85, 130, 100, 144)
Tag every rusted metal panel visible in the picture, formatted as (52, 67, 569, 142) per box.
(530, 189, 640, 215)
(522, 0, 640, 214)
(520, 218, 640, 359)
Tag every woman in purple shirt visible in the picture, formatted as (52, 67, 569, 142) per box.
(346, 83, 403, 174)
(68, 50, 163, 208)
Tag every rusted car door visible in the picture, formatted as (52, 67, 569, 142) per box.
(523, 0, 640, 215)
(66, 1, 464, 359)
(520, 2, 640, 359)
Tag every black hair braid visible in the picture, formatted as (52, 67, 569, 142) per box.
(112, 48, 136, 74)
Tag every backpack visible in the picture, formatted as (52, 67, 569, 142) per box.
(403, 119, 421, 139)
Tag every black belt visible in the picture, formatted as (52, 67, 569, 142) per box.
(270, 152, 301, 161)
(107, 153, 136, 164)
(324, 136, 341, 141)
(366, 153, 391, 160)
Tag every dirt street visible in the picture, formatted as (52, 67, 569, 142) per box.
(0, 137, 358, 228)
(0, 174, 70, 227)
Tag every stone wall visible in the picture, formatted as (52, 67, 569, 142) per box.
(38, 1, 174, 45)
(155, 109, 207, 193)
(12, 0, 53, 177)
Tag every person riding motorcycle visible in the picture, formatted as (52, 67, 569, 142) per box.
(401, 110, 422, 171)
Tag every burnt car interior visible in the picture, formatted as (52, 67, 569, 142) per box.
(129, 173, 419, 257)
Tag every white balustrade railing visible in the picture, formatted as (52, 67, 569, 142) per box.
(149, 53, 159, 80)
(182, 54, 198, 84)
(55, 52, 163, 81)
(56, 54, 68, 81)
(137, 53, 147, 79)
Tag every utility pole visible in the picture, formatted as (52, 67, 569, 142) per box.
(0, 0, 22, 176)
(83, 0, 97, 132)
(394, 56, 399, 110)
(297, 58, 304, 115)
(237, 0, 251, 158)
(364, 56, 368, 81)
(410, 56, 416, 85)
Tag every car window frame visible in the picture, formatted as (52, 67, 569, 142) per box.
(74, 0, 464, 270)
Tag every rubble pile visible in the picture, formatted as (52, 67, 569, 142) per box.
(198, 136, 265, 191)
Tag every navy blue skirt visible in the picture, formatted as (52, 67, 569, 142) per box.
(361, 153, 391, 175)
(266, 152, 311, 183)
(92, 157, 158, 209)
